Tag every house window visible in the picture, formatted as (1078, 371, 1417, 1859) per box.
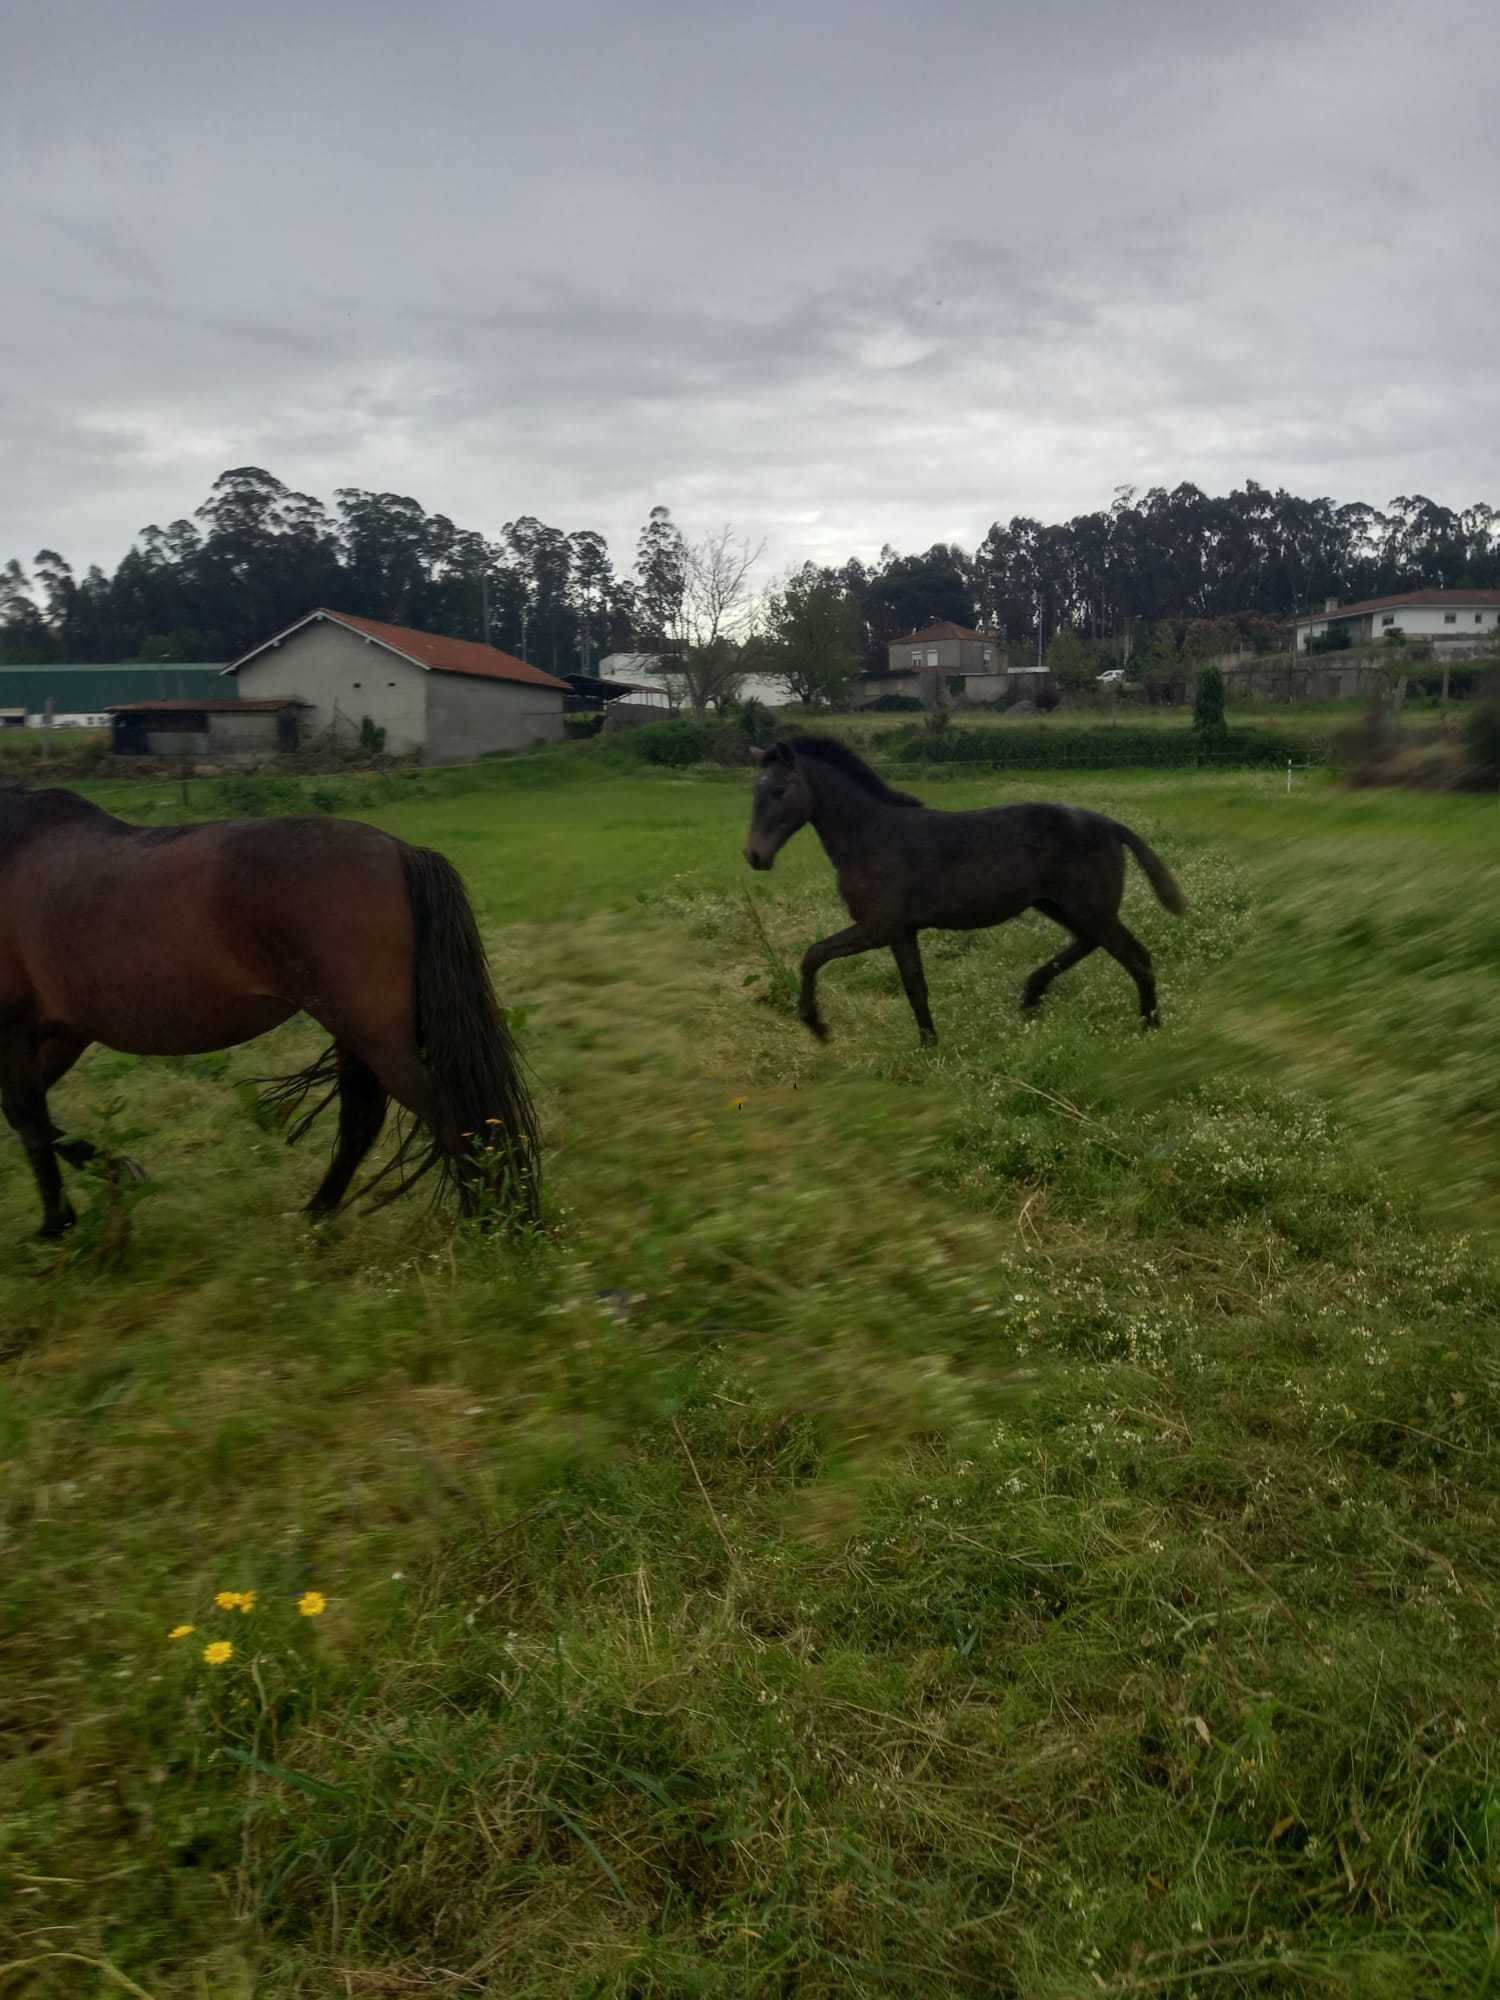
(982, 646, 992, 667)
(1381, 615, 1395, 627)
(1477, 615, 1484, 625)
(926, 648, 938, 667)
(1444, 614, 1456, 624)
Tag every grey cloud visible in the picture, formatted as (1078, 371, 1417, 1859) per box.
(2, 0, 1497, 588)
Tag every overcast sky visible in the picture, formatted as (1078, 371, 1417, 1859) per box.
(4, 0, 1497, 589)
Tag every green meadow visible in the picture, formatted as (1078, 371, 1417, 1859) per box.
(3, 750, 1500, 1997)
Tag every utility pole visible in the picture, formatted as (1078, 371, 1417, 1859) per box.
(481, 573, 492, 646)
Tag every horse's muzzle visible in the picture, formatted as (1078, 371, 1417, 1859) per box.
(745, 849, 773, 871)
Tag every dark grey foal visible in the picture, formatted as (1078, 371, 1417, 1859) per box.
(743, 736, 1186, 1045)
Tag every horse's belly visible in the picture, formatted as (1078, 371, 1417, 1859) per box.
(87, 993, 299, 1056)
(925, 888, 1033, 932)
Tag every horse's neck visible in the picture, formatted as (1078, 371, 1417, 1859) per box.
(806, 766, 892, 868)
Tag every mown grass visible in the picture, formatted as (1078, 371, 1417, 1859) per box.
(3, 756, 1500, 1996)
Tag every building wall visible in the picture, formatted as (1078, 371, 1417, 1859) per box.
(887, 636, 996, 675)
(852, 673, 924, 708)
(0, 664, 225, 717)
(206, 712, 286, 754)
(235, 621, 428, 752)
(424, 672, 564, 763)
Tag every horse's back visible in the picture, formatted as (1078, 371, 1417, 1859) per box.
(2, 805, 415, 1055)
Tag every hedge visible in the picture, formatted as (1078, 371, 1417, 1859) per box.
(890, 724, 1322, 769)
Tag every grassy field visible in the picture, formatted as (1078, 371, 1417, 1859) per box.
(3, 753, 1500, 1997)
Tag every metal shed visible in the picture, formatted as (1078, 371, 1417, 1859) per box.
(110, 697, 308, 758)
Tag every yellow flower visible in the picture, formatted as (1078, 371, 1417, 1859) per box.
(202, 1640, 234, 1666)
(729, 1097, 746, 1112)
(236, 1591, 257, 1614)
(167, 1624, 195, 1641)
(296, 1590, 327, 1619)
(214, 1589, 246, 1611)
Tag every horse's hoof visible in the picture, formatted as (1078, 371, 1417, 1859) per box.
(37, 1208, 78, 1242)
(801, 1016, 829, 1042)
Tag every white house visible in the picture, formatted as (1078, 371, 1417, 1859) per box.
(227, 609, 569, 762)
(1293, 590, 1500, 654)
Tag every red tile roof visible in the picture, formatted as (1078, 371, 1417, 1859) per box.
(898, 622, 992, 643)
(1301, 589, 1500, 621)
(228, 609, 570, 692)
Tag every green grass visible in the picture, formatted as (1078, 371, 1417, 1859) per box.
(4, 755, 1500, 1996)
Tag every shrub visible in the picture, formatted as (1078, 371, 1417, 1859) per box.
(610, 718, 753, 767)
(359, 716, 387, 755)
(564, 713, 604, 740)
(863, 694, 924, 713)
(1192, 665, 1227, 735)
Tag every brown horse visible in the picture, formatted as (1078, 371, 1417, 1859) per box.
(0, 786, 539, 1239)
(743, 736, 1186, 1044)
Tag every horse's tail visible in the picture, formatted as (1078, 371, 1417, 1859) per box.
(393, 843, 541, 1226)
(1112, 820, 1187, 915)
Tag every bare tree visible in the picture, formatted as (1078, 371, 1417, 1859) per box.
(656, 525, 766, 711)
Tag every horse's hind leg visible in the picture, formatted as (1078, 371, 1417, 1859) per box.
(1021, 935, 1098, 1013)
(306, 1049, 389, 1215)
(1021, 900, 1097, 1013)
(1094, 915, 1159, 1025)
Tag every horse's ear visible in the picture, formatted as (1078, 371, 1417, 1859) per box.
(757, 741, 789, 766)
(750, 745, 766, 764)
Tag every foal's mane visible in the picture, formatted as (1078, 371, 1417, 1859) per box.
(780, 735, 923, 809)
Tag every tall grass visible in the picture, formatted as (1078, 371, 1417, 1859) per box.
(2, 765, 1499, 1995)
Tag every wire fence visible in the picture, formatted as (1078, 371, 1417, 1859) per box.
(879, 744, 1335, 776)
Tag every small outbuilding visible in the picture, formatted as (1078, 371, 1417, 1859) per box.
(227, 608, 569, 762)
(110, 697, 308, 758)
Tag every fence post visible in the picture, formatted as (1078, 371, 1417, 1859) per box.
(1286, 757, 1292, 795)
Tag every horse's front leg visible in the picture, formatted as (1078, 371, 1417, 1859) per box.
(798, 924, 876, 1040)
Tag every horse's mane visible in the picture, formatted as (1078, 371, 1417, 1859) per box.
(780, 736, 923, 808)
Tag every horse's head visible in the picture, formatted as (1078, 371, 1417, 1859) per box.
(744, 742, 815, 871)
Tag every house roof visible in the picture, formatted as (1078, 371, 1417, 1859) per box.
(898, 622, 993, 644)
(227, 609, 570, 692)
(110, 698, 309, 715)
(1297, 589, 1500, 624)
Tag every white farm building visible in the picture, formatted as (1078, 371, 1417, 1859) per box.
(228, 609, 569, 762)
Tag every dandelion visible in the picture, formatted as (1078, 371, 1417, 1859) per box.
(203, 1640, 234, 1666)
(167, 1624, 195, 1641)
(297, 1590, 327, 1619)
(215, 1589, 249, 1611)
(236, 1591, 257, 1614)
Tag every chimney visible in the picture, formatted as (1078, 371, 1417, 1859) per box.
(1324, 597, 1339, 613)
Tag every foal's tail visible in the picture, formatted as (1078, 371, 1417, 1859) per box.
(1113, 820, 1187, 915)
(397, 843, 542, 1227)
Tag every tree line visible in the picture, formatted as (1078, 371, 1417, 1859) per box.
(3, 469, 1497, 707)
